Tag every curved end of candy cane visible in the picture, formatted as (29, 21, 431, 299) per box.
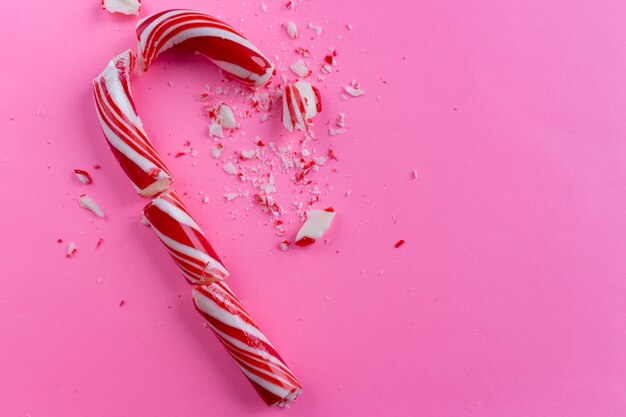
(136, 9, 274, 87)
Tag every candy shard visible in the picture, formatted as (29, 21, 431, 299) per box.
(102, 0, 141, 15)
(137, 10, 274, 87)
(143, 190, 229, 283)
(74, 169, 93, 184)
(286, 22, 297, 39)
(282, 81, 321, 132)
(295, 208, 336, 246)
(66, 242, 77, 258)
(345, 81, 365, 97)
(290, 59, 311, 78)
(93, 50, 173, 197)
(78, 194, 105, 217)
(218, 104, 237, 129)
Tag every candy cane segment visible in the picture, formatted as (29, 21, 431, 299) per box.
(193, 283, 303, 406)
(93, 50, 173, 197)
(282, 80, 322, 132)
(136, 9, 275, 87)
(144, 190, 229, 283)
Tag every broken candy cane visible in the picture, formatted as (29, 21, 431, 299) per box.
(102, 0, 141, 15)
(295, 208, 336, 246)
(193, 283, 303, 406)
(136, 9, 275, 87)
(143, 190, 229, 283)
(92, 50, 173, 197)
(282, 80, 321, 132)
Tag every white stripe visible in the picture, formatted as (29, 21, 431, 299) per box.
(151, 197, 202, 231)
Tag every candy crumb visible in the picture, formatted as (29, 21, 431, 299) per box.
(67, 242, 77, 258)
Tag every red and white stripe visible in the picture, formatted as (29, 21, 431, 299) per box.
(193, 283, 303, 406)
(92, 50, 173, 197)
(282, 80, 322, 132)
(143, 190, 229, 283)
(136, 9, 275, 87)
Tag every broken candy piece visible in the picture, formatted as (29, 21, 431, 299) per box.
(74, 169, 93, 184)
(217, 104, 237, 129)
(295, 208, 336, 246)
(290, 59, 311, 78)
(282, 80, 322, 132)
(287, 22, 298, 39)
(78, 194, 105, 217)
(344, 80, 365, 97)
(102, 0, 141, 15)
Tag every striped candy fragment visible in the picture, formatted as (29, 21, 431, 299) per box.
(193, 283, 303, 406)
(137, 9, 274, 87)
(143, 190, 229, 283)
(92, 50, 173, 197)
(282, 80, 321, 132)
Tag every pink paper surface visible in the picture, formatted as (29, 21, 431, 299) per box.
(2, 1, 626, 415)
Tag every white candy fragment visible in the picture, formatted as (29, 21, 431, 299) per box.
(260, 3, 268, 12)
(287, 22, 298, 39)
(336, 113, 345, 127)
(345, 81, 365, 97)
(328, 128, 346, 136)
(211, 144, 224, 159)
(241, 149, 256, 159)
(101, 0, 141, 15)
(295, 208, 336, 246)
(203, 196, 210, 204)
(66, 242, 77, 258)
(218, 104, 237, 129)
(209, 122, 224, 138)
(282, 80, 321, 132)
(223, 162, 237, 175)
(290, 59, 311, 78)
(279, 240, 289, 251)
(78, 194, 105, 217)
(307, 22, 323, 36)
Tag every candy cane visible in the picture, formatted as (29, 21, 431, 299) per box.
(143, 190, 229, 283)
(136, 9, 274, 87)
(193, 283, 303, 406)
(92, 50, 173, 197)
(93, 15, 301, 405)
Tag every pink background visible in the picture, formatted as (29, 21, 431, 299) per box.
(2, 0, 626, 416)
